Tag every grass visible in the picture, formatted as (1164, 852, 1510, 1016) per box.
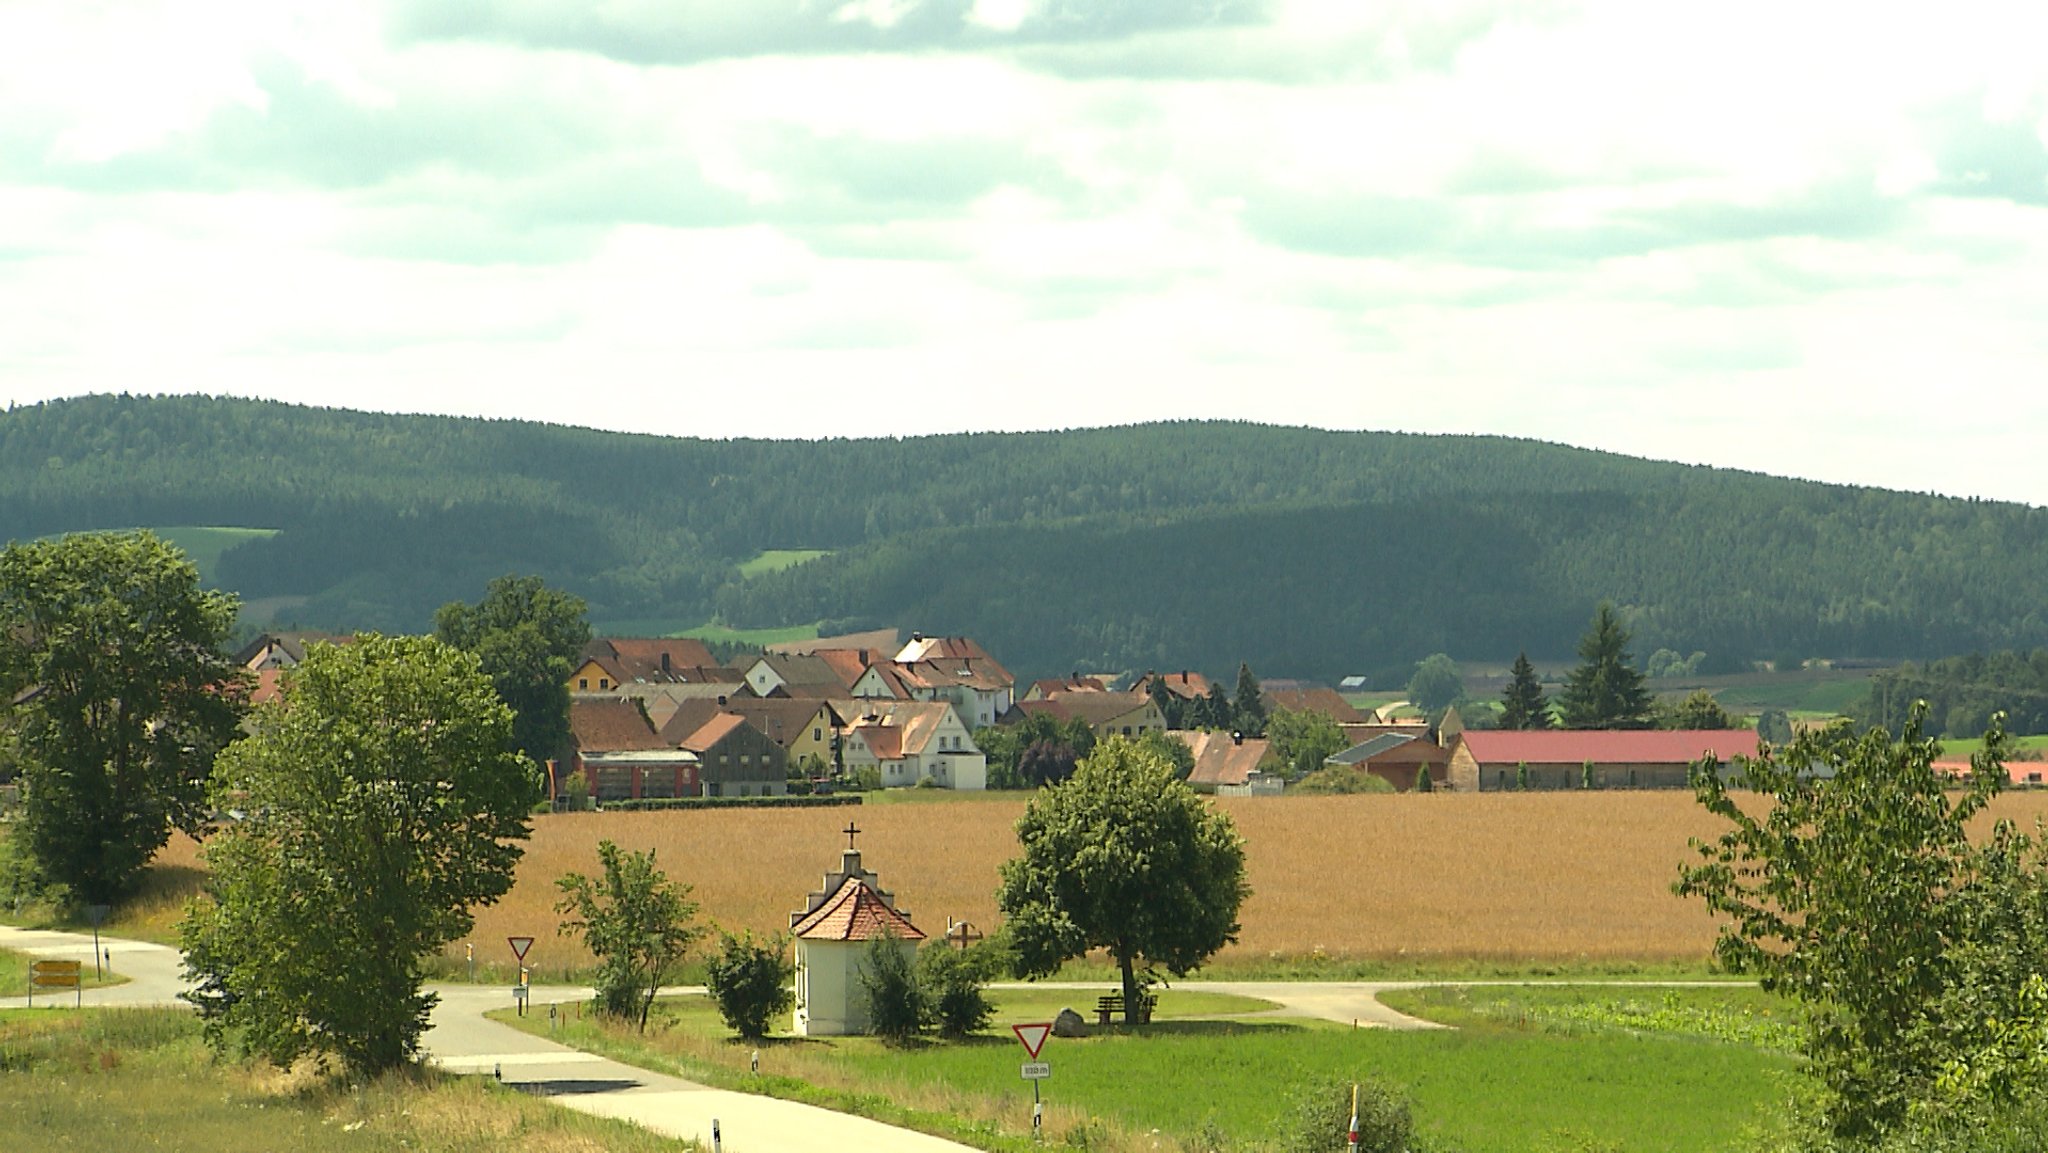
(586, 618, 823, 647)
(0, 1007, 690, 1153)
(1941, 734, 2048, 759)
(500, 984, 1795, 1153)
(737, 549, 832, 579)
(1710, 669, 1873, 716)
(146, 526, 280, 578)
(0, 948, 132, 997)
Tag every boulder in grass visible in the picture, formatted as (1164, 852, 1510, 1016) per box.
(1051, 1007, 1089, 1038)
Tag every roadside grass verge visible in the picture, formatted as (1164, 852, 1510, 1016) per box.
(500, 984, 1792, 1153)
(0, 948, 131, 997)
(0, 1007, 688, 1153)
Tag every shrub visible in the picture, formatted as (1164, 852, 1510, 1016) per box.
(856, 929, 925, 1042)
(920, 941, 996, 1038)
(1282, 1075, 1420, 1153)
(704, 931, 794, 1040)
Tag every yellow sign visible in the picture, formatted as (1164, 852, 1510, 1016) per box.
(30, 960, 82, 989)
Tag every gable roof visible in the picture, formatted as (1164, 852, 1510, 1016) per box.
(659, 697, 833, 749)
(1266, 686, 1366, 723)
(1138, 670, 1212, 700)
(676, 712, 751, 754)
(1326, 732, 1420, 764)
(1457, 729, 1760, 766)
(570, 698, 664, 753)
(792, 876, 926, 942)
(1015, 692, 1158, 729)
(845, 700, 960, 759)
(1181, 730, 1271, 788)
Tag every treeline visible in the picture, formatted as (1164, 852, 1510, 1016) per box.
(5, 394, 2048, 680)
(1855, 650, 2048, 738)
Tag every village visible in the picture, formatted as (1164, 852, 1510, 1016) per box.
(237, 627, 1764, 804)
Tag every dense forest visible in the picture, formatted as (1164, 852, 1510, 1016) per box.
(1854, 651, 2048, 739)
(4, 394, 2046, 683)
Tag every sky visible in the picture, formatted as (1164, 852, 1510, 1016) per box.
(3, 1, 2046, 505)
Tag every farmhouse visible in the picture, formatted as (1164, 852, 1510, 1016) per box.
(1325, 731, 1451, 791)
(1181, 730, 1278, 795)
(789, 832, 925, 1036)
(660, 696, 841, 769)
(1006, 692, 1167, 740)
(1447, 729, 1761, 791)
(676, 712, 788, 798)
(838, 700, 987, 790)
(567, 698, 700, 802)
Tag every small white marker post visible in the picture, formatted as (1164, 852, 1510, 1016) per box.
(1013, 1022, 1053, 1139)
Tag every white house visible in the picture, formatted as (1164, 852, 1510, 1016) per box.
(838, 700, 988, 790)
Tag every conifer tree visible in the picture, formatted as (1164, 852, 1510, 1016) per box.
(1557, 603, 1653, 729)
(1233, 663, 1267, 738)
(1499, 652, 1552, 730)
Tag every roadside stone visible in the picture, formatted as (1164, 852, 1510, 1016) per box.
(1051, 1007, 1089, 1037)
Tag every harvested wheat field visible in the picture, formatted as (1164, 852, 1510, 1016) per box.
(153, 790, 2048, 972)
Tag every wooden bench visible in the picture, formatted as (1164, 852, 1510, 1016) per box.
(1095, 992, 1155, 1025)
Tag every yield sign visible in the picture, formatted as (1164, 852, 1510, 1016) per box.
(508, 936, 535, 962)
(1012, 1022, 1052, 1059)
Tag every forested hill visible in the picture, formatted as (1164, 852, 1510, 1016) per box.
(4, 393, 2045, 683)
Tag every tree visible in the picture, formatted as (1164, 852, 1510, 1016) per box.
(1674, 709, 2026, 1139)
(920, 941, 997, 1037)
(997, 737, 1249, 1023)
(1556, 603, 1653, 729)
(1406, 653, 1464, 717)
(855, 928, 925, 1042)
(180, 634, 536, 1076)
(1265, 707, 1348, 779)
(0, 531, 244, 906)
(704, 931, 794, 1041)
(1498, 652, 1552, 731)
(1656, 688, 1735, 730)
(1756, 708, 1795, 744)
(1135, 730, 1196, 781)
(1145, 676, 1187, 730)
(1233, 663, 1268, 738)
(435, 574, 590, 769)
(555, 840, 702, 1031)
(1197, 682, 1234, 729)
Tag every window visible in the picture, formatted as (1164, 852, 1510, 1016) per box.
(577, 678, 588, 690)
(813, 727, 822, 740)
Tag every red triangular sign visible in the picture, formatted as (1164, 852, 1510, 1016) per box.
(1012, 1022, 1052, 1059)
(508, 936, 535, 961)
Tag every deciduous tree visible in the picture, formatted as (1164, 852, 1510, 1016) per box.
(1557, 603, 1652, 729)
(1406, 653, 1464, 717)
(997, 737, 1248, 1023)
(704, 930, 794, 1041)
(556, 840, 702, 1030)
(435, 574, 590, 769)
(0, 531, 243, 906)
(180, 634, 536, 1076)
(1675, 709, 2025, 1138)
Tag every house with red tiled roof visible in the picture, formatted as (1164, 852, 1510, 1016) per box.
(1007, 693, 1167, 741)
(568, 697, 701, 802)
(675, 711, 788, 798)
(660, 696, 841, 771)
(1181, 730, 1279, 795)
(839, 700, 985, 789)
(1325, 732, 1451, 792)
(1136, 670, 1211, 702)
(789, 835, 924, 1036)
(1265, 686, 1367, 724)
(1447, 729, 1761, 792)
(890, 633, 1015, 726)
(1023, 675, 1110, 702)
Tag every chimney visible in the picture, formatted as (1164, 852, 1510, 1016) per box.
(1233, 731, 1243, 746)
(859, 649, 868, 664)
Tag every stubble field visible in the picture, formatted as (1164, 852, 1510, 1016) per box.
(148, 790, 2048, 976)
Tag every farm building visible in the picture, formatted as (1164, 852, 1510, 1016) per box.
(1446, 729, 1760, 791)
(1324, 731, 1451, 792)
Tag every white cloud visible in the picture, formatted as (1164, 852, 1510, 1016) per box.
(2, 0, 2047, 506)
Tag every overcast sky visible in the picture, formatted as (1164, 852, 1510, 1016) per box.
(4, 2, 2046, 505)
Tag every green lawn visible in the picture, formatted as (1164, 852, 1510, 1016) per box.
(504, 983, 1795, 1153)
(738, 549, 833, 578)
(1711, 671, 1872, 716)
(1940, 734, 2048, 758)
(588, 618, 823, 647)
(0, 1008, 683, 1153)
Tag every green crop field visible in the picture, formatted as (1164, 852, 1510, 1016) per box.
(148, 525, 279, 577)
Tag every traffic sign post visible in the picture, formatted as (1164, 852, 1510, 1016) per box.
(508, 937, 534, 1016)
(29, 960, 82, 1008)
(1012, 1023, 1054, 1138)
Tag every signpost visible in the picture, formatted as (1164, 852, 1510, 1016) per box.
(85, 904, 110, 978)
(1012, 1022, 1053, 1137)
(29, 959, 82, 1007)
(509, 936, 534, 1016)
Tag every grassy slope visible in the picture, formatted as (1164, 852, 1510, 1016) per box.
(0, 1008, 687, 1153)
(738, 549, 832, 578)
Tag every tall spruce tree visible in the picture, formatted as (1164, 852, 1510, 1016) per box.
(1233, 663, 1267, 738)
(1499, 652, 1552, 730)
(1557, 603, 1653, 729)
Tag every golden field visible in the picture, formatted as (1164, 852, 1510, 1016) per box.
(148, 790, 2048, 974)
